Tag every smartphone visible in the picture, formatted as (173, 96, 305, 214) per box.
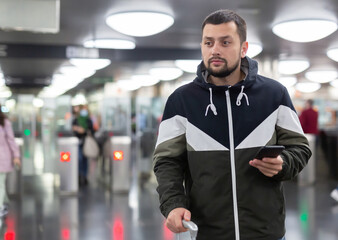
(254, 145, 285, 160)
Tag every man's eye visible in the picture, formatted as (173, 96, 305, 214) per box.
(223, 41, 230, 45)
(205, 41, 212, 46)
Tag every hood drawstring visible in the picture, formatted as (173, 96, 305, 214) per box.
(205, 88, 218, 116)
(236, 85, 249, 106)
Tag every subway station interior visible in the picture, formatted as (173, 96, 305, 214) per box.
(0, 0, 338, 239)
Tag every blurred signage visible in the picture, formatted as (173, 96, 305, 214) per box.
(66, 46, 99, 58)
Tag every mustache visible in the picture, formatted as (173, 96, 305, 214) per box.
(208, 57, 227, 64)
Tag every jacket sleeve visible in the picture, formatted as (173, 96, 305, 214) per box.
(273, 88, 312, 181)
(5, 119, 20, 158)
(153, 94, 189, 218)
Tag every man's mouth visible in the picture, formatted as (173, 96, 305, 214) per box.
(209, 58, 225, 65)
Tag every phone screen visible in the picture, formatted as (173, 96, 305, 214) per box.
(254, 145, 285, 160)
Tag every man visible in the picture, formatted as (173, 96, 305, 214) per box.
(153, 9, 311, 240)
(299, 99, 318, 135)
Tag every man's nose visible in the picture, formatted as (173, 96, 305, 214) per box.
(211, 43, 221, 55)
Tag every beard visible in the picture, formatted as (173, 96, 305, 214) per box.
(206, 56, 240, 78)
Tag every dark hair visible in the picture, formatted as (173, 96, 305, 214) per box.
(307, 99, 314, 106)
(0, 104, 6, 126)
(202, 9, 247, 44)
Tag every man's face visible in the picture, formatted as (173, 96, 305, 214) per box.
(201, 22, 247, 78)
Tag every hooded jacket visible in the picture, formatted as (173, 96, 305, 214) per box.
(153, 56, 311, 240)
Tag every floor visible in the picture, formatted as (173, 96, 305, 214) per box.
(0, 150, 337, 240)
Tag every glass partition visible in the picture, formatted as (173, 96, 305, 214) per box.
(102, 97, 131, 136)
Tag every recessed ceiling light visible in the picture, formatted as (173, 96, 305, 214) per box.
(305, 70, 338, 83)
(278, 76, 297, 88)
(69, 58, 111, 70)
(0, 90, 12, 98)
(272, 19, 337, 42)
(117, 79, 141, 91)
(278, 60, 310, 75)
(327, 48, 338, 62)
(33, 98, 44, 108)
(246, 43, 263, 58)
(132, 75, 160, 86)
(84, 39, 136, 49)
(149, 67, 183, 81)
(59, 66, 96, 79)
(175, 60, 201, 73)
(106, 11, 174, 37)
(295, 82, 321, 93)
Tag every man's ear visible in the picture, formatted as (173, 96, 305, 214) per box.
(241, 41, 248, 58)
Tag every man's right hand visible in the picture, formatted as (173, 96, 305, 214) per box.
(165, 208, 191, 233)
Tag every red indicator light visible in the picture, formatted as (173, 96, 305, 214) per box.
(4, 231, 15, 240)
(60, 152, 71, 162)
(163, 221, 174, 240)
(113, 218, 124, 240)
(113, 151, 124, 161)
(61, 228, 70, 240)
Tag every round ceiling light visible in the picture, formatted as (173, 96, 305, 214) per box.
(69, 58, 111, 70)
(327, 48, 338, 62)
(106, 11, 174, 37)
(295, 82, 321, 93)
(59, 66, 96, 79)
(278, 60, 310, 75)
(149, 67, 183, 81)
(117, 79, 141, 91)
(132, 75, 160, 86)
(305, 70, 338, 83)
(175, 60, 201, 73)
(84, 39, 136, 49)
(272, 19, 337, 42)
(246, 43, 263, 58)
(278, 76, 297, 88)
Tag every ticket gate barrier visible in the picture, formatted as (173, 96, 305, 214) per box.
(57, 133, 79, 194)
(298, 134, 316, 186)
(111, 136, 131, 193)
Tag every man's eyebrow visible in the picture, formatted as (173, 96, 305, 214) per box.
(203, 35, 232, 40)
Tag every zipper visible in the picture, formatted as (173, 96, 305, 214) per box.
(225, 89, 240, 240)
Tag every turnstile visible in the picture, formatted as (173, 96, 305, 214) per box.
(298, 134, 316, 185)
(110, 136, 131, 193)
(56, 135, 79, 194)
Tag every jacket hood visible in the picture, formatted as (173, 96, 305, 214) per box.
(193, 56, 258, 91)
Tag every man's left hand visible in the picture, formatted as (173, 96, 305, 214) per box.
(249, 156, 283, 177)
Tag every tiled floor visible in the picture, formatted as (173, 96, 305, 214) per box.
(0, 156, 337, 240)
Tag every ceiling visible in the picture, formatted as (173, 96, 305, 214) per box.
(0, 0, 337, 96)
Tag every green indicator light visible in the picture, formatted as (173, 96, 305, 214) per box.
(300, 213, 308, 222)
(24, 129, 31, 136)
(24, 150, 30, 158)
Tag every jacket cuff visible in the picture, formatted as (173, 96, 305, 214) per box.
(272, 154, 288, 181)
(160, 196, 188, 218)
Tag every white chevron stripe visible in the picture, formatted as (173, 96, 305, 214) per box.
(277, 105, 304, 135)
(186, 121, 228, 151)
(155, 115, 187, 148)
(236, 105, 304, 149)
(156, 115, 228, 151)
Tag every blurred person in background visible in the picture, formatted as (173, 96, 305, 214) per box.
(72, 105, 94, 186)
(0, 104, 21, 217)
(299, 99, 318, 135)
